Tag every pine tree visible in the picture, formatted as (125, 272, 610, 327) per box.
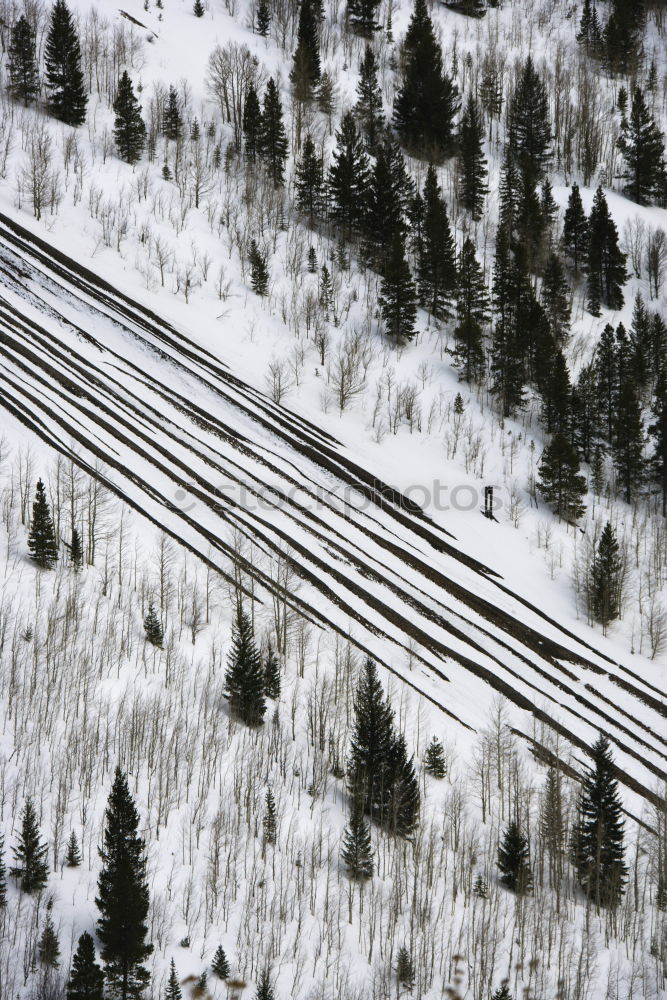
(258, 78, 288, 186)
(393, 0, 459, 157)
(591, 522, 623, 628)
(539, 348, 572, 436)
(604, 0, 644, 73)
(307, 246, 317, 273)
(263, 644, 281, 699)
(211, 947, 230, 981)
(10, 798, 49, 894)
(225, 605, 266, 726)
(39, 915, 61, 968)
(0, 834, 6, 908)
(328, 111, 370, 239)
(386, 733, 420, 837)
(69, 526, 84, 571)
(113, 72, 146, 165)
(363, 132, 413, 273)
(458, 95, 488, 221)
(248, 239, 269, 297)
(507, 55, 552, 185)
(472, 872, 488, 898)
(541, 253, 570, 345)
(291, 0, 320, 98)
(497, 820, 533, 893)
(254, 969, 274, 1000)
(577, 0, 602, 52)
(143, 602, 164, 648)
(650, 362, 667, 516)
(613, 381, 645, 503)
(629, 293, 652, 392)
(396, 947, 415, 989)
(262, 789, 277, 846)
(347, 0, 381, 36)
(8, 15, 39, 106)
(417, 165, 457, 321)
(67, 932, 104, 1000)
(347, 658, 396, 823)
(491, 985, 514, 1000)
(256, 0, 270, 35)
(341, 805, 374, 879)
(243, 84, 262, 163)
(562, 183, 588, 276)
(65, 831, 82, 867)
(295, 133, 324, 224)
(594, 323, 618, 444)
(379, 231, 418, 343)
(423, 737, 446, 778)
(571, 734, 627, 907)
(586, 186, 627, 313)
(162, 85, 182, 141)
(617, 86, 665, 206)
(164, 959, 181, 1000)
(540, 767, 566, 884)
(537, 433, 587, 521)
(44, 0, 87, 126)
(193, 0, 205, 15)
(353, 45, 385, 152)
(454, 237, 489, 384)
(28, 479, 58, 569)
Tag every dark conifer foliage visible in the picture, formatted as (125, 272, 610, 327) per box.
(604, 0, 644, 72)
(211, 947, 230, 980)
(591, 522, 622, 627)
(454, 237, 489, 383)
(45, 0, 87, 126)
(8, 15, 39, 106)
(541, 253, 570, 345)
(613, 381, 645, 502)
(562, 183, 588, 276)
(497, 820, 533, 893)
(258, 78, 288, 186)
(262, 789, 277, 846)
(379, 231, 418, 343)
(96, 768, 153, 1000)
(586, 186, 627, 313)
(393, 0, 459, 157)
(295, 134, 324, 223)
(69, 526, 84, 570)
(341, 805, 374, 879)
(650, 361, 667, 516)
(193, 0, 205, 15)
(417, 165, 457, 321)
(291, 0, 321, 98)
(28, 479, 58, 569)
(473, 872, 488, 898)
(248, 239, 270, 297)
(164, 959, 182, 1000)
(328, 111, 370, 239)
(491, 985, 514, 1000)
(10, 798, 49, 894)
(423, 737, 446, 778)
(577, 0, 603, 52)
(386, 732, 420, 837)
(347, 0, 381, 37)
(617, 87, 665, 206)
(113, 72, 146, 165)
(364, 132, 413, 273)
(263, 644, 281, 699)
(537, 433, 587, 521)
(65, 831, 82, 867)
(67, 932, 104, 1000)
(39, 914, 61, 968)
(256, 0, 270, 35)
(571, 735, 627, 907)
(539, 348, 572, 436)
(143, 601, 164, 648)
(593, 322, 618, 444)
(507, 56, 552, 185)
(254, 969, 275, 1000)
(395, 947, 415, 989)
(458, 95, 488, 220)
(243, 83, 262, 162)
(225, 605, 266, 726)
(162, 85, 183, 141)
(353, 45, 385, 152)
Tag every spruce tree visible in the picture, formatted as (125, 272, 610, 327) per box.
(347, 659, 396, 823)
(341, 805, 374, 879)
(613, 381, 645, 503)
(243, 84, 262, 163)
(211, 947, 230, 981)
(393, 0, 459, 157)
(162, 85, 183, 141)
(497, 820, 533, 893)
(347, 0, 381, 36)
(571, 734, 627, 907)
(248, 239, 269, 297)
(224, 605, 266, 726)
(262, 789, 277, 846)
(0, 834, 6, 908)
(143, 602, 164, 648)
(507, 55, 552, 185)
(45, 0, 87, 126)
(562, 183, 588, 276)
(164, 959, 181, 1000)
(328, 111, 370, 239)
(423, 737, 446, 779)
(379, 231, 418, 343)
(263, 644, 281, 699)
(604, 0, 644, 73)
(295, 133, 324, 224)
(256, 0, 270, 35)
(577, 0, 603, 52)
(386, 733, 420, 837)
(193, 0, 205, 15)
(28, 479, 58, 570)
(537, 433, 587, 521)
(491, 985, 514, 1000)
(417, 165, 457, 322)
(65, 831, 82, 867)
(396, 947, 415, 989)
(594, 322, 618, 444)
(649, 362, 667, 517)
(67, 932, 104, 1000)
(586, 186, 627, 313)
(617, 86, 665, 206)
(364, 132, 413, 273)
(291, 0, 321, 100)
(254, 969, 274, 1000)
(454, 237, 489, 384)
(472, 872, 488, 898)
(353, 45, 385, 152)
(39, 915, 61, 968)
(8, 15, 39, 106)
(540, 767, 566, 884)
(258, 78, 288, 186)
(458, 95, 488, 221)
(114, 72, 146, 165)
(69, 526, 84, 571)
(541, 253, 570, 345)
(539, 348, 572, 436)
(591, 522, 623, 628)
(10, 798, 49, 894)
(96, 767, 153, 1000)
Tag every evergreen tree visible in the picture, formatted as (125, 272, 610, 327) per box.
(347, 658, 396, 823)
(353, 45, 385, 151)
(497, 820, 533, 893)
(364, 132, 413, 273)
(423, 737, 446, 778)
(594, 322, 618, 444)
(256, 0, 270, 35)
(290, 0, 321, 98)
(577, 0, 603, 52)
(10, 798, 49, 894)
(113, 72, 146, 165)
(0, 834, 6, 908)
(211, 947, 230, 981)
(507, 55, 552, 185)
(458, 94, 488, 221)
(193, 0, 205, 15)
(341, 805, 374, 879)
(262, 789, 277, 846)
(572, 365, 600, 463)
(454, 237, 489, 383)
(379, 231, 418, 343)
(540, 767, 566, 884)
(224, 605, 266, 726)
(629, 293, 652, 392)
(248, 239, 269, 297)
(541, 253, 570, 345)
(613, 381, 645, 503)
(69, 526, 84, 571)
(586, 186, 627, 313)
(472, 873, 488, 898)
(67, 932, 104, 1000)
(491, 985, 514, 1000)
(163, 960, 181, 1000)
(393, 0, 459, 157)
(162, 85, 183, 141)
(562, 183, 588, 276)
(243, 84, 262, 163)
(539, 347, 572, 436)
(617, 86, 665, 206)
(263, 644, 281, 700)
(571, 734, 627, 907)
(650, 362, 667, 516)
(537, 433, 587, 521)
(8, 15, 39, 106)
(96, 768, 153, 1000)
(328, 111, 370, 239)
(28, 479, 58, 569)
(143, 602, 164, 648)
(295, 133, 324, 224)
(604, 0, 644, 73)
(490, 228, 527, 416)
(396, 947, 415, 989)
(347, 0, 381, 36)
(417, 165, 457, 321)
(258, 78, 288, 186)
(65, 831, 82, 867)
(39, 915, 61, 968)
(254, 969, 274, 1000)
(591, 522, 623, 628)
(386, 732, 420, 837)
(44, 0, 87, 126)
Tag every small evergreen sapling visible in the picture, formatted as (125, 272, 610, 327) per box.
(193, 0, 205, 15)
(423, 737, 446, 778)
(10, 798, 49, 894)
(65, 831, 82, 867)
(248, 240, 269, 297)
(472, 872, 488, 898)
(491, 984, 514, 1000)
(39, 914, 61, 968)
(256, 0, 270, 35)
(211, 946, 230, 980)
(395, 946, 415, 989)
(263, 644, 281, 700)
(263, 789, 277, 846)
(28, 479, 58, 569)
(164, 959, 182, 1000)
(144, 602, 164, 648)
(66, 931, 104, 1000)
(341, 805, 374, 879)
(255, 969, 274, 1000)
(497, 820, 533, 893)
(591, 522, 622, 628)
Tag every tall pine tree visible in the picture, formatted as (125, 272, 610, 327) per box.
(67, 932, 104, 1000)
(45, 0, 87, 126)
(458, 94, 488, 220)
(225, 605, 266, 726)
(379, 231, 418, 343)
(28, 479, 58, 569)
(328, 111, 370, 239)
(10, 798, 49, 894)
(113, 72, 146, 165)
(537, 433, 587, 521)
(591, 522, 623, 628)
(8, 15, 39, 106)
(586, 186, 627, 313)
(617, 86, 665, 206)
(258, 78, 288, 186)
(417, 165, 457, 321)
